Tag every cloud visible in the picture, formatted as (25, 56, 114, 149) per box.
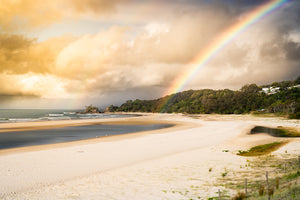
(0, 0, 299, 108)
(0, 94, 39, 109)
(187, 28, 300, 89)
(71, 0, 127, 13)
(0, 34, 34, 73)
(283, 40, 300, 61)
(0, 34, 74, 99)
(0, 0, 61, 30)
(51, 7, 234, 94)
(0, 0, 126, 30)
(0, 33, 74, 75)
(54, 5, 234, 75)
(0, 73, 70, 99)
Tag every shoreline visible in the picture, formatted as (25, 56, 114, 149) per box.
(0, 113, 299, 199)
(0, 114, 140, 132)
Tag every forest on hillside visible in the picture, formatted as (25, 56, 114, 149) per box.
(107, 76, 300, 118)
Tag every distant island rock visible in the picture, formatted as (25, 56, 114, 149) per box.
(80, 105, 102, 114)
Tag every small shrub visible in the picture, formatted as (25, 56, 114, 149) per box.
(222, 171, 228, 177)
(288, 112, 300, 119)
(237, 142, 287, 156)
(276, 178, 280, 189)
(286, 171, 300, 180)
(233, 192, 246, 200)
(252, 111, 260, 115)
(259, 185, 264, 196)
(278, 164, 282, 168)
(268, 188, 274, 197)
(209, 168, 212, 172)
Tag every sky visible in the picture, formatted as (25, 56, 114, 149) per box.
(0, 0, 299, 109)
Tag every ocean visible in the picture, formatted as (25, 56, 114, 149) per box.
(0, 109, 133, 123)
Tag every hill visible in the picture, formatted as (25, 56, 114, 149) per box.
(107, 76, 300, 118)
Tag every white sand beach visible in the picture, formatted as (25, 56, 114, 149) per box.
(0, 113, 299, 200)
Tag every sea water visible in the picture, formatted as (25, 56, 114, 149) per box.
(0, 109, 133, 123)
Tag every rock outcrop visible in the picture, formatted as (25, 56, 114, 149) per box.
(81, 105, 101, 113)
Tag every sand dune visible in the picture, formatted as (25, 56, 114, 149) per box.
(0, 114, 299, 199)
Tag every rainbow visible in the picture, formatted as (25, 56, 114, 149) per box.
(160, 0, 291, 112)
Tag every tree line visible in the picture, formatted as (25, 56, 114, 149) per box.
(107, 76, 300, 118)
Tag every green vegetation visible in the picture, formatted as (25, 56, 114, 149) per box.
(278, 127, 300, 137)
(232, 192, 246, 200)
(222, 168, 229, 177)
(222, 171, 228, 177)
(107, 76, 300, 117)
(251, 182, 300, 200)
(286, 170, 300, 180)
(219, 156, 300, 200)
(258, 185, 265, 196)
(288, 112, 300, 119)
(237, 142, 287, 156)
(82, 104, 100, 113)
(250, 126, 300, 137)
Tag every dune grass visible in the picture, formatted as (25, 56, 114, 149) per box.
(237, 141, 287, 156)
(250, 126, 300, 137)
(277, 127, 300, 137)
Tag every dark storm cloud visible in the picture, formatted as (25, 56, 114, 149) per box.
(258, 1, 300, 62)
(284, 41, 300, 60)
(0, 95, 39, 109)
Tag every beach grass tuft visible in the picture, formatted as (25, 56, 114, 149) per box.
(233, 191, 246, 200)
(237, 141, 287, 156)
(278, 127, 300, 137)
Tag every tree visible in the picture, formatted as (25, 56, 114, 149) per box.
(240, 84, 260, 93)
